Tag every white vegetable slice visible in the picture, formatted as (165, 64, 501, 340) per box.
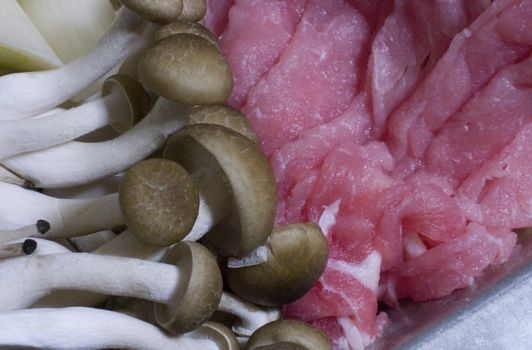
(19, 0, 116, 64)
(0, 0, 62, 71)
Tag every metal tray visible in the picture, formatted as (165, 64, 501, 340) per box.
(368, 232, 532, 350)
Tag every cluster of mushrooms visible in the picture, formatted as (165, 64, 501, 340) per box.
(0, 1, 332, 349)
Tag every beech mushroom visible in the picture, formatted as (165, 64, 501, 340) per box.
(0, 237, 71, 259)
(0, 74, 151, 160)
(179, 0, 206, 21)
(217, 291, 281, 337)
(153, 19, 218, 47)
(2, 32, 232, 188)
(0, 241, 222, 333)
(0, 158, 200, 247)
(121, 0, 184, 24)
(138, 33, 232, 105)
(226, 223, 328, 306)
(185, 321, 239, 350)
(0, 6, 147, 119)
(0, 307, 221, 349)
(246, 320, 332, 350)
(0, 238, 37, 258)
(164, 123, 277, 257)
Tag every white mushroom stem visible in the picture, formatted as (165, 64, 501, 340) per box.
(0, 252, 181, 311)
(184, 166, 232, 241)
(0, 308, 217, 350)
(2, 98, 187, 188)
(0, 183, 124, 244)
(0, 89, 129, 160)
(0, 164, 30, 187)
(0, 7, 146, 120)
(218, 292, 281, 337)
(0, 237, 71, 259)
(69, 230, 117, 252)
(0, 163, 231, 243)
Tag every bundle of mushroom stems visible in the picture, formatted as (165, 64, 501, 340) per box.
(0, 1, 332, 349)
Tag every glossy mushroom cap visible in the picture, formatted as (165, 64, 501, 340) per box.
(155, 241, 223, 334)
(101, 74, 152, 133)
(154, 20, 218, 48)
(179, 0, 206, 21)
(186, 104, 257, 143)
(186, 321, 240, 350)
(121, 0, 183, 23)
(226, 223, 328, 307)
(119, 158, 199, 246)
(164, 124, 277, 257)
(245, 320, 332, 350)
(138, 34, 232, 105)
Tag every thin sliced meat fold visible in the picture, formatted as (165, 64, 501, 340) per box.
(458, 122, 532, 229)
(243, 0, 371, 156)
(369, 0, 490, 136)
(219, 0, 307, 108)
(426, 53, 532, 187)
(205, 0, 234, 37)
(387, 0, 532, 168)
(383, 223, 516, 303)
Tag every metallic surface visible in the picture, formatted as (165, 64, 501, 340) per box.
(368, 232, 532, 350)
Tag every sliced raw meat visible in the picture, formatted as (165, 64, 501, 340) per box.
(271, 94, 372, 210)
(205, 0, 234, 38)
(220, 0, 307, 108)
(426, 53, 532, 187)
(369, 0, 490, 136)
(243, 0, 371, 155)
(375, 183, 467, 271)
(458, 122, 532, 229)
(385, 223, 515, 302)
(386, 0, 531, 166)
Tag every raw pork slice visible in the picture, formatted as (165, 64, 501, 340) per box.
(243, 0, 370, 155)
(368, 0, 489, 137)
(204, 0, 234, 37)
(219, 0, 307, 109)
(426, 53, 532, 187)
(458, 122, 532, 229)
(386, 0, 531, 167)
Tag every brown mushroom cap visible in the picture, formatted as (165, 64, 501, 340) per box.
(245, 320, 332, 350)
(163, 124, 277, 257)
(119, 158, 199, 247)
(138, 34, 232, 105)
(155, 241, 223, 334)
(186, 321, 240, 350)
(101, 74, 152, 133)
(179, 0, 206, 22)
(226, 223, 328, 307)
(121, 0, 183, 23)
(186, 105, 258, 143)
(153, 20, 218, 48)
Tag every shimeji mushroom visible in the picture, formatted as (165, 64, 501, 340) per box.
(2, 32, 232, 188)
(0, 159, 201, 247)
(153, 19, 219, 48)
(0, 307, 226, 350)
(164, 123, 277, 258)
(0, 239, 38, 258)
(184, 321, 240, 350)
(179, 0, 207, 21)
(0, 74, 151, 160)
(0, 241, 223, 334)
(245, 320, 332, 350)
(0, 6, 148, 119)
(226, 223, 328, 306)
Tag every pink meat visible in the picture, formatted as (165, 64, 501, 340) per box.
(426, 53, 532, 187)
(368, 0, 489, 137)
(204, 0, 234, 38)
(458, 122, 532, 229)
(220, 0, 307, 108)
(243, 0, 370, 156)
(386, 0, 531, 166)
(384, 223, 516, 302)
